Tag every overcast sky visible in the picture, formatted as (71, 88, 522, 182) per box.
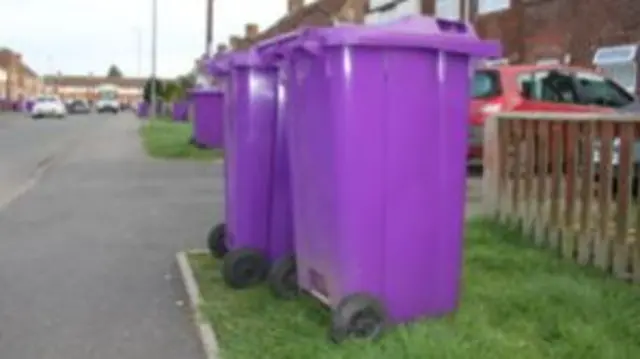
(0, 0, 291, 78)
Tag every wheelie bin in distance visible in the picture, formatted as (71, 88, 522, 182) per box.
(171, 100, 188, 122)
(207, 49, 295, 290)
(137, 102, 149, 118)
(253, 32, 304, 299)
(187, 87, 224, 149)
(285, 16, 501, 342)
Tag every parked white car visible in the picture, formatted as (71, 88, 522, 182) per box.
(31, 95, 66, 119)
(95, 98, 120, 114)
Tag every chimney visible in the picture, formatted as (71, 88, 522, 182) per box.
(337, 0, 367, 23)
(216, 44, 228, 54)
(229, 35, 242, 50)
(244, 23, 259, 39)
(287, 0, 304, 14)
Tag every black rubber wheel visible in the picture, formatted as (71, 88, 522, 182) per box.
(193, 141, 207, 149)
(207, 223, 228, 258)
(221, 248, 268, 289)
(267, 255, 298, 300)
(328, 293, 387, 343)
(188, 137, 197, 145)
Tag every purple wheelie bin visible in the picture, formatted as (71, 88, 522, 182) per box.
(171, 100, 189, 122)
(187, 88, 224, 149)
(285, 16, 501, 342)
(205, 49, 293, 290)
(24, 100, 34, 112)
(137, 102, 149, 118)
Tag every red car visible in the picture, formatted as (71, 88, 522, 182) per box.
(468, 64, 636, 167)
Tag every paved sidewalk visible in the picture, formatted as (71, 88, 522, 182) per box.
(0, 115, 218, 359)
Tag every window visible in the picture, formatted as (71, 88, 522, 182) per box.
(472, 70, 501, 99)
(574, 71, 634, 108)
(598, 63, 637, 93)
(435, 0, 461, 20)
(478, 0, 510, 15)
(593, 45, 637, 65)
(517, 71, 579, 104)
(36, 96, 58, 103)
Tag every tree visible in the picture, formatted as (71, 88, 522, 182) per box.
(162, 81, 180, 102)
(142, 77, 165, 103)
(107, 65, 123, 78)
(175, 74, 195, 98)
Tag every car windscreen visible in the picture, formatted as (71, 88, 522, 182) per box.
(575, 71, 635, 108)
(36, 97, 57, 103)
(472, 70, 502, 99)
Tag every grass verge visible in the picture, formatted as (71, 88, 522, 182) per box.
(139, 117, 222, 160)
(188, 219, 640, 359)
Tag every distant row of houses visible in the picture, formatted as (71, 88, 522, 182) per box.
(0, 47, 145, 104)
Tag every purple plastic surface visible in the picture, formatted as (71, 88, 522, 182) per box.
(24, 100, 34, 112)
(137, 102, 149, 118)
(286, 16, 501, 324)
(188, 88, 223, 149)
(171, 100, 189, 122)
(222, 48, 293, 262)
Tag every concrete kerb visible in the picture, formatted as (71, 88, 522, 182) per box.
(176, 250, 222, 359)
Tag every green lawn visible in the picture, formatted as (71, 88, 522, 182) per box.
(139, 118, 223, 160)
(189, 219, 640, 359)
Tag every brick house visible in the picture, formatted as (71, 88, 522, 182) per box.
(0, 48, 43, 101)
(220, 0, 640, 69)
(381, 0, 640, 67)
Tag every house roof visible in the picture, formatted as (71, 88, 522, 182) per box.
(0, 47, 39, 77)
(42, 75, 148, 88)
(236, 0, 358, 49)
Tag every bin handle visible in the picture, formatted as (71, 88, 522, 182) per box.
(435, 18, 468, 34)
(297, 40, 322, 56)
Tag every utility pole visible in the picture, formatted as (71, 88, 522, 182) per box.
(150, 0, 158, 118)
(205, 0, 214, 56)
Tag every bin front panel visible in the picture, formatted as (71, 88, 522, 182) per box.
(288, 48, 344, 305)
(266, 62, 295, 260)
(290, 47, 477, 322)
(192, 91, 223, 148)
(224, 67, 278, 255)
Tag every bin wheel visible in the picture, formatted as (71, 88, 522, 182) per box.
(221, 248, 268, 289)
(328, 293, 387, 344)
(267, 255, 298, 300)
(207, 223, 228, 258)
(188, 136, 197, 145)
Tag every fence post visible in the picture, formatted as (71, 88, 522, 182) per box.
(482, 114, 500, 217)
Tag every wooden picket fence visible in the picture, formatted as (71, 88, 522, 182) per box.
(481, 112, 640, 282)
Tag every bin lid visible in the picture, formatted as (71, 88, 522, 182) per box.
(228, 50, 277, 69)
(207, 52, 232, 76)
(254, 29, 305, 63)
(187, 87, 223, 97)
(292, 15, 501, 58)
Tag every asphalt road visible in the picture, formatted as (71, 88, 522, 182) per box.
(0, 114, 207, 359)
(0, 112, 106, 207)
